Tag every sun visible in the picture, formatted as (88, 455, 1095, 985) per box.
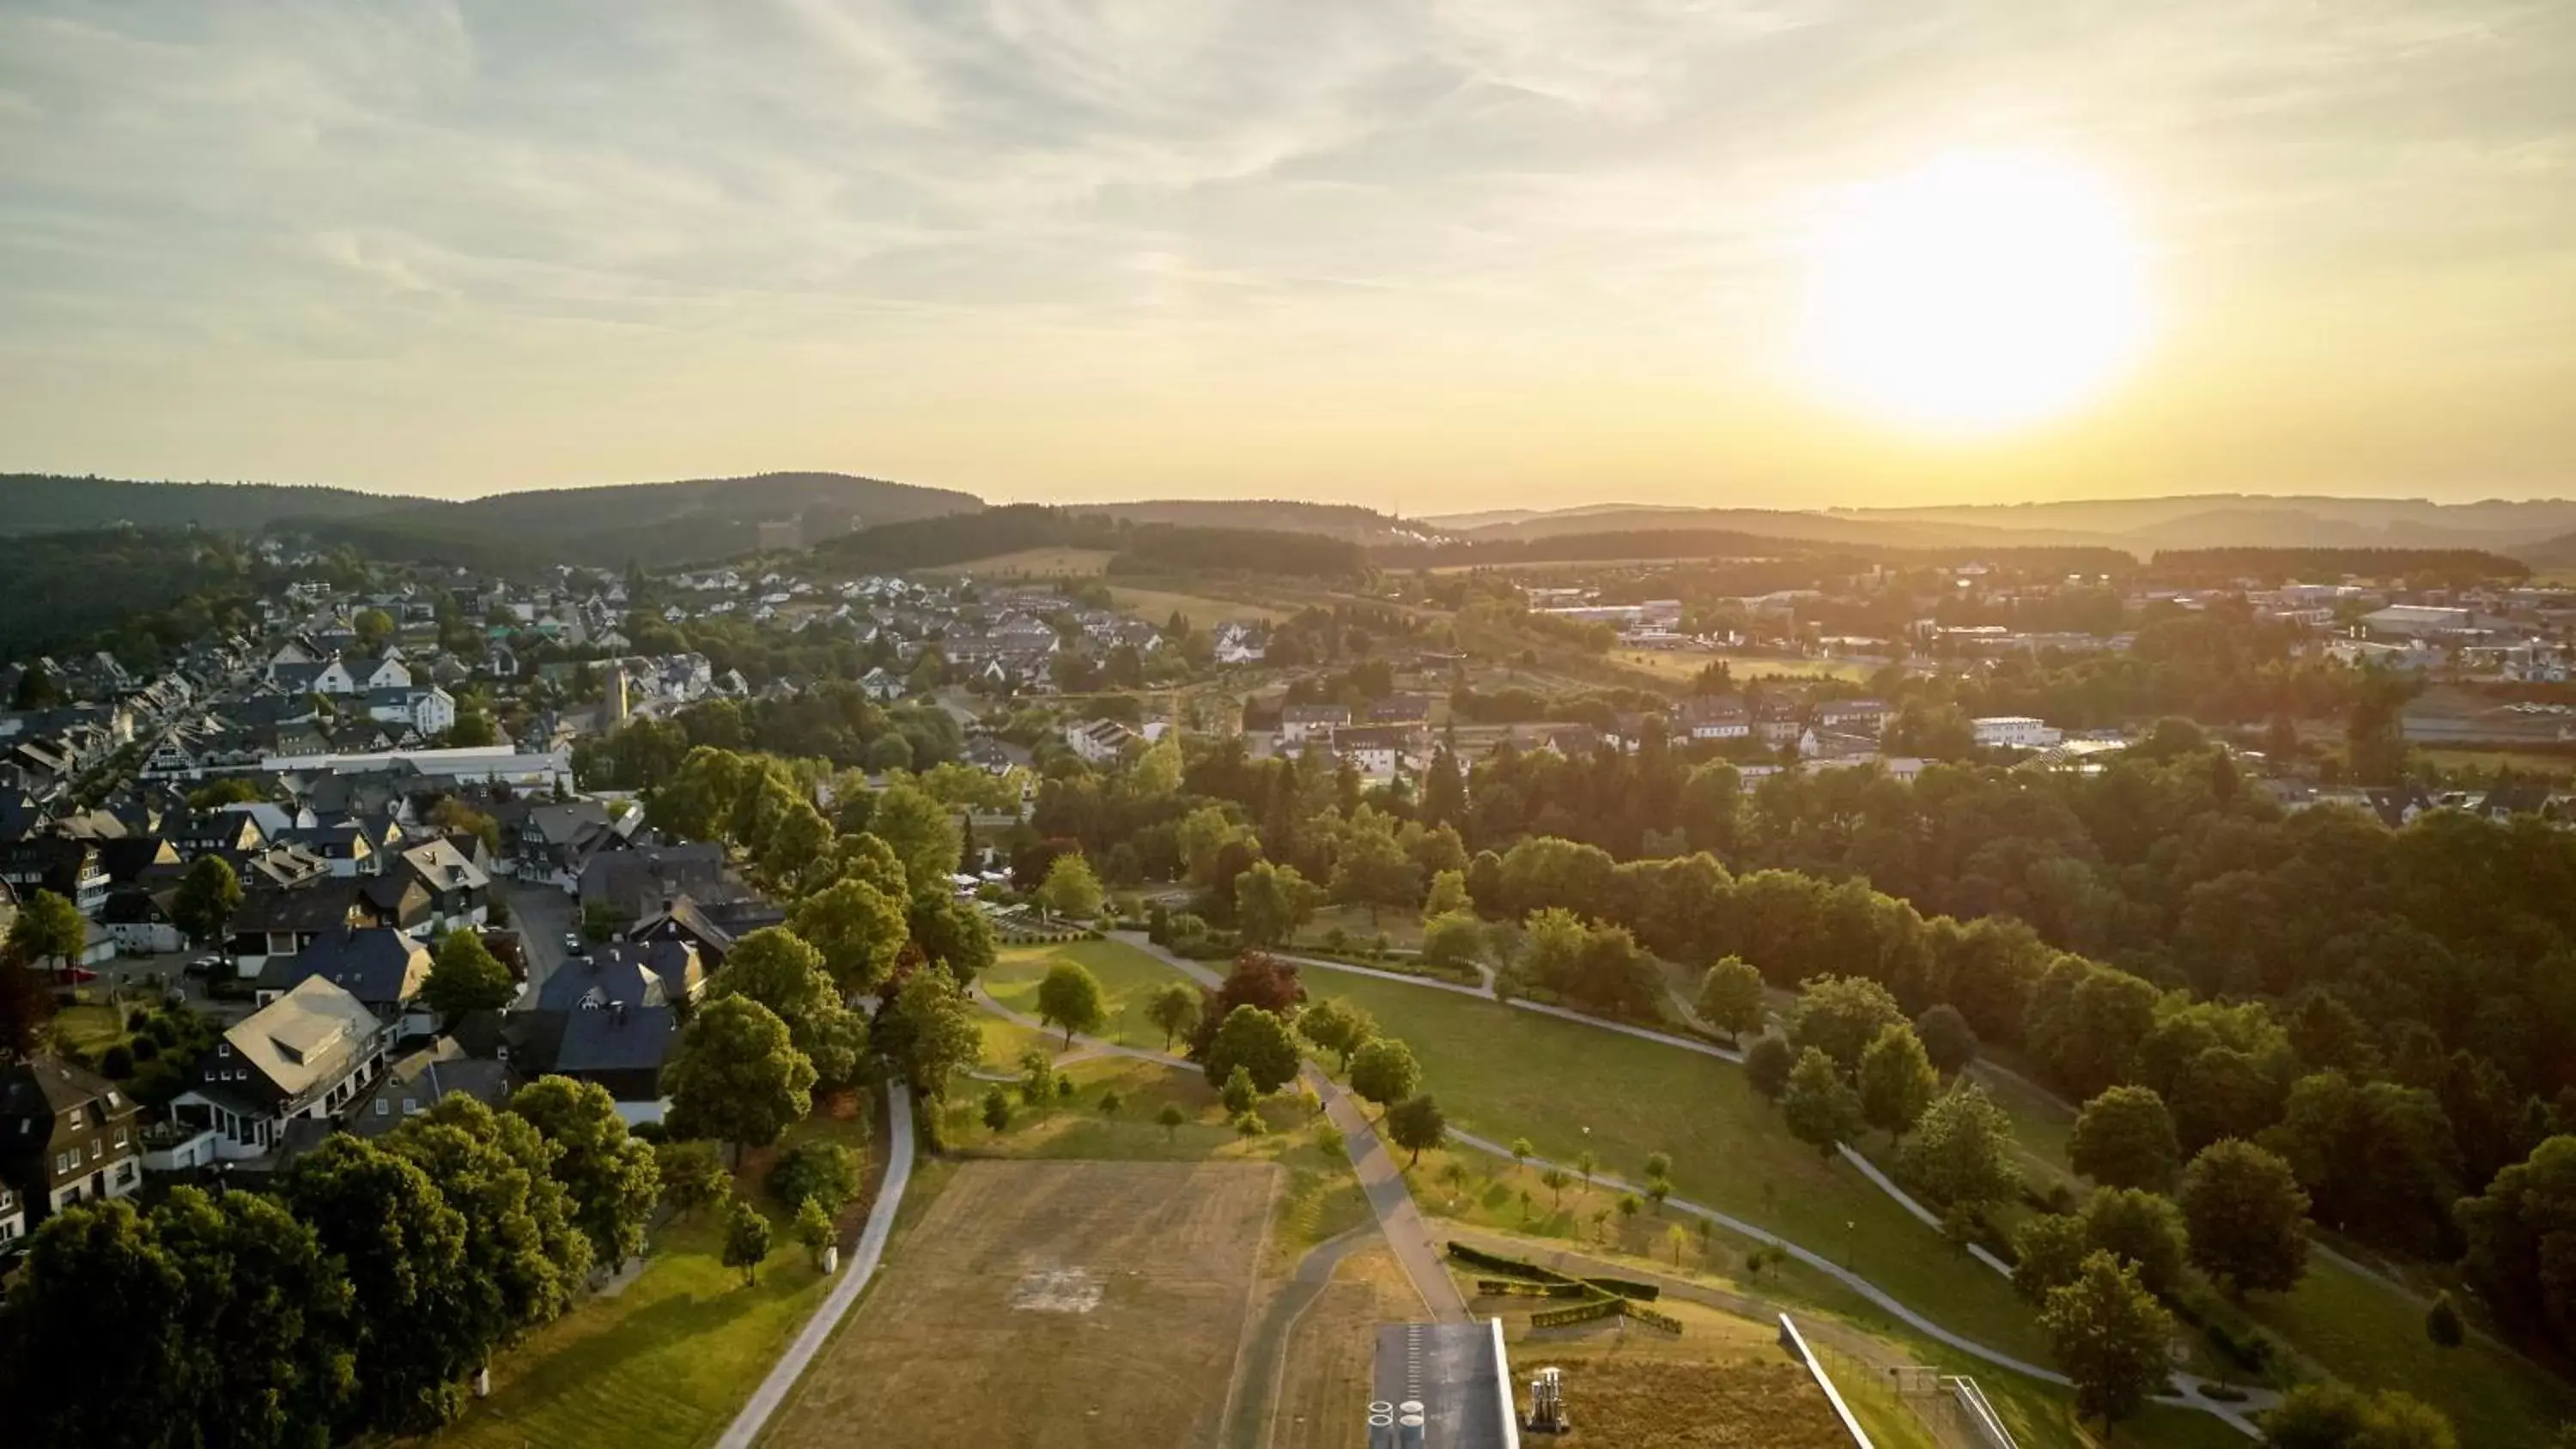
(1797, 150, 2153, 434)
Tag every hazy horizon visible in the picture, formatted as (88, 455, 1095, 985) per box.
(5, 2, 2571, 511)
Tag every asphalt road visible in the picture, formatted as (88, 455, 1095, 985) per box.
(501, 880, 578, 1007)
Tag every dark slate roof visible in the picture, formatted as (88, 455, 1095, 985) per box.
(233, 882, 364, 934)
(95, 836, 179, 885)
(553, 1002, 677, 1078)
(256, 927, 428, 1006)
(536, 944, 671, 1012)
(0, 1057, 131, 1120)
(628, 894, 736, 954)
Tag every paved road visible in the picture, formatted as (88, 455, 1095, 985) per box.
(1310, 1065, 1467, 1325)
(502, 881, 578, 1007)
(712, 1084, 915, 1449)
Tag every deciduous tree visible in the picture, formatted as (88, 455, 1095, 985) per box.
(421, 928, 515, 1018)
(1202, 1005, 1300, 1095)
(786, 877, 908, 995)
(1350, 1036, 1422, 1113)
(1298, 997, 1376, 1075)
(722, 1193, 773, 1286)
(171, 854, 243, 948)
(1696, 956, 1765, 1045)
(2042, 1252, 2175, 1430)
(664, 997, 818, 1162)
(2070, 1086, 2183, 1192)
(1387, 1094, 1448, 1167)
(1035, 960, 1105, 1047)
(1145, 981, 1201, 1053)
(1781, 1046, 1862, 1158)
(1858, 1023, 1938, 1142)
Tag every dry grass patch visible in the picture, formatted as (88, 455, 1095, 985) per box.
(762, 1159, 1279, 1449)
(1267, 1247, 1422, 1449)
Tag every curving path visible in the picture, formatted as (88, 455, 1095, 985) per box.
(713, 1084, 915, 1449)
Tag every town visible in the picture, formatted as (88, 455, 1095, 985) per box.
(3, 506, 2576, 1448)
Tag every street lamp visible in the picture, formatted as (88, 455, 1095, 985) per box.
(1844, 1220, 1856, 1270)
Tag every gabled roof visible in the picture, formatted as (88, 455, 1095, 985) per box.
(0, 1056, 131, 1125)
(398, 837, 489, 895)
(535, 943, 672, 1012)
(257, 926, 431, 1006)
(553, 1001, 677, 1081)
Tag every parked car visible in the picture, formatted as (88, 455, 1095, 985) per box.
(49, 966, 99, 985)
(184, 955, 228, 979)
(562, 931, 587, 956)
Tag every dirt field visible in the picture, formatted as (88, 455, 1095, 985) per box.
(1540, 1358, 1851, 1448)
(955, 547, 1120, 578)
(762, 1159, 1281, 1449)
(1266, 1246, 1420, 1449)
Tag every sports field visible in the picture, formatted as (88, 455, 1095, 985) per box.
(762, 1159, 1281, 1448)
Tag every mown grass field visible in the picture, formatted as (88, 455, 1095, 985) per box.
(1109, 584, 1299, 626)
(425, 1101, 877, 1449)
(1607, 647, 1879, 684)
(951, 546, 1120, 578)
(1285, 969, 2054, 1361)
(985, 939, 1204, 1052)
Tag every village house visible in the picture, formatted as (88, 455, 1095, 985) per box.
(0, 1058, 144, 1224)
(166, 976, 393, 1162)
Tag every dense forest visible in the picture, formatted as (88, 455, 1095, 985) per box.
(0, 474, 398, 536)
(2145, 548, 2528, 585)
(810, 505, 1370, 580)
(0, 529, 268, 664)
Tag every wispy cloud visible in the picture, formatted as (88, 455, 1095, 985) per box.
(0, 0, 2569, 504)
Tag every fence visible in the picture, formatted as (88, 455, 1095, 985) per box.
(1776, 1314, 1874, 1449)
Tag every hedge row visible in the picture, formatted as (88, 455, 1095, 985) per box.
(1476, 1278, 1589, 1299)
(1447, 1242, 1577, 1284)
(1583, 1275, 1662, 1302)
(1531, 1299, 1625, 1330)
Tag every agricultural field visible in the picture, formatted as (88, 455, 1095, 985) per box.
(1109, 583, 1300, 627)
(952, 546, 1119, 578)
(1607, 648, 1879, 685)
(762, 1160, 1279, 1449)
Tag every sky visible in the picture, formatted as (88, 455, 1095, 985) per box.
(3, 1, 2572, 512)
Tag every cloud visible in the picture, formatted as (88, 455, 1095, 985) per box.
(0, 0, 2570, 503)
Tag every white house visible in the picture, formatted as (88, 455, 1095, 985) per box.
(366, 685, 456, 737)
(859, 667, 905, 702)
(1064, 718, 1140, 765)
(1278, 705, 1351, 744)
(1972, 716, 2063, 749)
(360, 655, 412, 691)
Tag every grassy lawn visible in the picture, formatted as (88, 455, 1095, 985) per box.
(424, 1100, 877, 1449)
(951, 546, 1118, 578)
(1607, 649, 1877, 684)
(984, 939, 1202, 1052)
(1294, 902, 1426, 952)
(2240, 1255, 2576, 1447)
(426, 1210, 830, 1449)
(52, 1003, 130, 1057)
(1297, 970, 2054, 1362)
(1109, 584, 1299, 627)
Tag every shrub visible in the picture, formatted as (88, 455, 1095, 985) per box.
(769, 1141, 863, 1214)
(98, 1044, 135, 1079)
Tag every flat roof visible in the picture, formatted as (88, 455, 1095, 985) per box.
(1371, 1322, 1518, 1449)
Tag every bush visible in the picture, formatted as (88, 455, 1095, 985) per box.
(127, 1035, 159, 1063)
(629, 1119, 669, 1144)
(98, 1044, 135, 1079)
(769, 1141, 864, 1214)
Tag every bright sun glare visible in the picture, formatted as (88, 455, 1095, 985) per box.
(1799, 151, 2153, 434)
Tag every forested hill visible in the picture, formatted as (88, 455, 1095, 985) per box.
(0, 474, 402, 535)
(291, 470, 981, 572)
(1, 470, 985, 572)
(810, 503, 1370, 579)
